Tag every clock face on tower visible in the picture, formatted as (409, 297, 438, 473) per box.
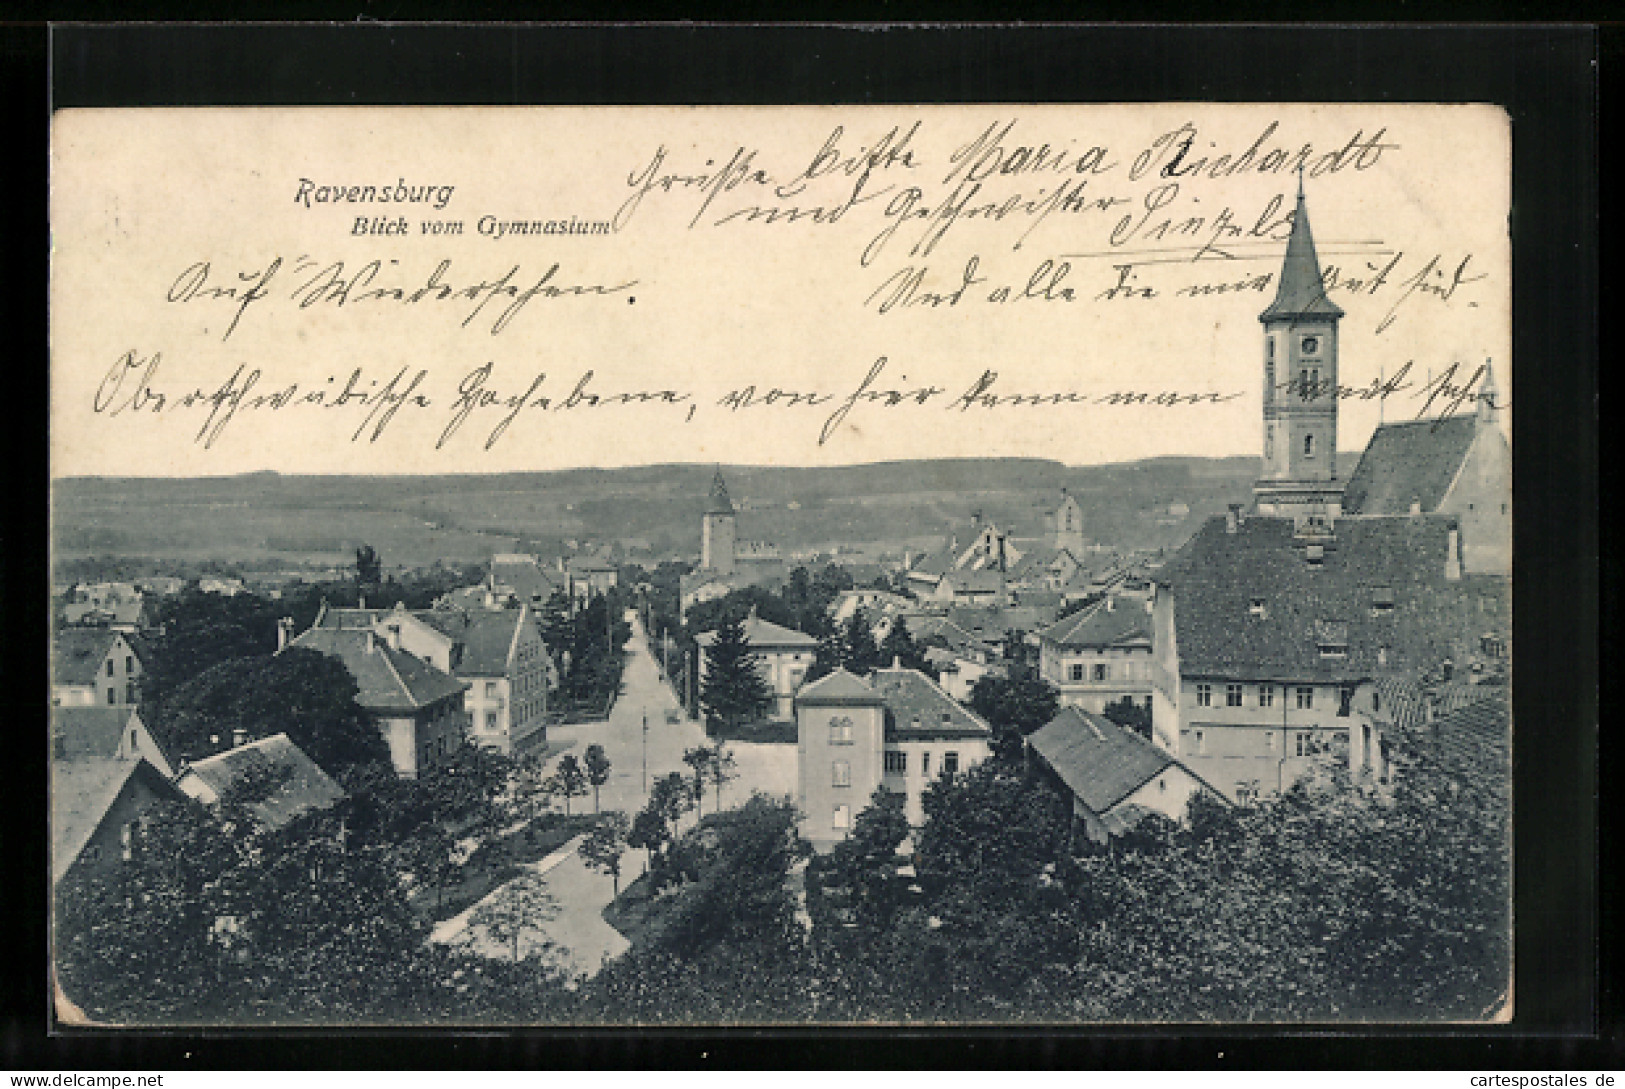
(1301, 336, 1320, 354)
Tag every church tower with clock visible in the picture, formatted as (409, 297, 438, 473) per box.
(1254, 174, 1346, 524)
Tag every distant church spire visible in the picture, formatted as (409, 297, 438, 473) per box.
(705, 466, 734, 516)
(1478, 357, 1499, 425)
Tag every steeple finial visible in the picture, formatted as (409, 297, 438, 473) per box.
(1478, 357, 1499, 424)
(1297, 162, 1306, 200)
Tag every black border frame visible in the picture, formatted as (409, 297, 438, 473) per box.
(5, 21, 1604, 1070)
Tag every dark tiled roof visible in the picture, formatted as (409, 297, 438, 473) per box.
(1372, 677, 1502, 732)
(795, 668, 884, 705)
(488, 558, 560, 603)
(289, 627, 467, 711)
(1040, 597, 1154, 648)
(454, 609, 532, 676)
(1259, 189, 1344, 321)
(870, 666, 993, 740)
(182, 733, 346, 830)
(1028, 706, 1173, 814)
(1341, 415, 1481, 515)
(52, 706, 141, 763)
(53, 629, 121, 687)
(1157, 514, 1498, 682)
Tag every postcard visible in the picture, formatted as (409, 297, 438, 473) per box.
(50, 104, 1512, 1025)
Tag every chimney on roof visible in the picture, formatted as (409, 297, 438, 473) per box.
(892, 655, 902, 669)
(1226, 504, 1241, 534)
(1106, 597, 1116, 612)
(1445, 528, 1462, 582)
(365, 629, 377, 654)
(276, 617, 295, 653)
(385, 623, 402, 651)
(1409, 497, 1423, 516)
(358, 594, 366, 610)
(232, 728, 248, 749)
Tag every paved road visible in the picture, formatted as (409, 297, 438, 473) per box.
(431, 611, 795, 980)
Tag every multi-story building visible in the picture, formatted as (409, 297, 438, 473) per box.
(794, 664, 993, 850)
(1037, 595, 1156, 714)
(304, 601, 554, 758)
(288, 622, 469, 779)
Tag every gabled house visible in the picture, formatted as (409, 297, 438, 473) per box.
(52, 628, 145, 708)
(795, 665, 994, 850)
(1038, 595, 1157, 714)
(174, 733, 346, 831)
(52, 756, 183, 885)
(1339, 374, 1510, 576)
(486, 553, 563, 611)
(306, 601, 555, 757)
(288, 624, 468, 779)
(52, 705, 178, 779)
(1027, 706, 1228, 845)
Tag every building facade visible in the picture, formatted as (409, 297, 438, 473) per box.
(1038, 595, 1157, 714)
(52, 629, 144, 708)
(696, 612, 818, 722)
(794, 666, 993, 850)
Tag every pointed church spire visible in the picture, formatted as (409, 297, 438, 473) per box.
(1478, 357, 1499, 424)
(1260, 178, 1344, 322)
(704, 466, 735, 516)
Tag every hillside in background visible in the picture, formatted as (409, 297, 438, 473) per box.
(52, 455, 1274, 574)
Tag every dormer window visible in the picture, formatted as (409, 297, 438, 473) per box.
(1248, 597, 1267, 619)
(1370, 587, 1395, 617)
(1316, 620, 1349, 659)
(1305, 544, 1325, 566)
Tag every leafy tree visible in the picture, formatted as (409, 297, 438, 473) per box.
(142, 589, 284, 711)
(805, 626, 847, 684)
(552, 753, 589, 817)
(877, 616, 929, 673)
(842, 609, 881, 675)
(683, 745, 713, 819)
(627, 805, 669, 874)
(705, 744, 739, 812)
(470, 873, 558, 963)
(580, 812, 631, 896)
(651, 771, 693, 830)
(810, 786, 912, 930)
(699, 614, 771, 730)
(1101, 695, 1152, 739)
(584, 743, 613, 813)
(147, 647, 388, 776)
(967, 673, 1061, 760)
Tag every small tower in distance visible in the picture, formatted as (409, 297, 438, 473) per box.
(1254, 170, 1346, 526)
(1054, 489, 1086, 556)
(701, 467, 737, 575)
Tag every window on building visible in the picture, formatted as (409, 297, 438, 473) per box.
(943, 752, 960, 775)
(1069, 664, 1084, 682)
(125, 655, 134, 673)
(1092, 664, 1110, 682)
(1265, 731, 1275, 751)
(1295, 732, 1310, 757)
(485, 712, 498, 731)
(884, 750, 907, 774)
(1296, 686, 1314, 710)
(1373, 691, 1382, 713)
(106, 688, 116, 705)
(1226, 683, 1243, 707)
(1195, 730, 1206, 754)
(1302, 336, 1319, 354)
(485, 681, 498, 698)
(921, 752, 931, 776)
(1304, 433, 1316, 457)
(1260, 686, 1275, 708)
(106, 660, 114, 677)
(129, 729, 138, 752)
(1338, 688, 1353, 717)
(829, 716, 854, 745)
(832, 760, 851, 788)
(126, 684, 136, 703)
(1195, 683, 1212, 707)
(832, 804, 851, 831)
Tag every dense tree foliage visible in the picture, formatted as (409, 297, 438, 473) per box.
(146, 647, 388, 776)
(1102, 695, 1152, 739)
(967, 673, 1061, 759)
(698, 615, 772, 729)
